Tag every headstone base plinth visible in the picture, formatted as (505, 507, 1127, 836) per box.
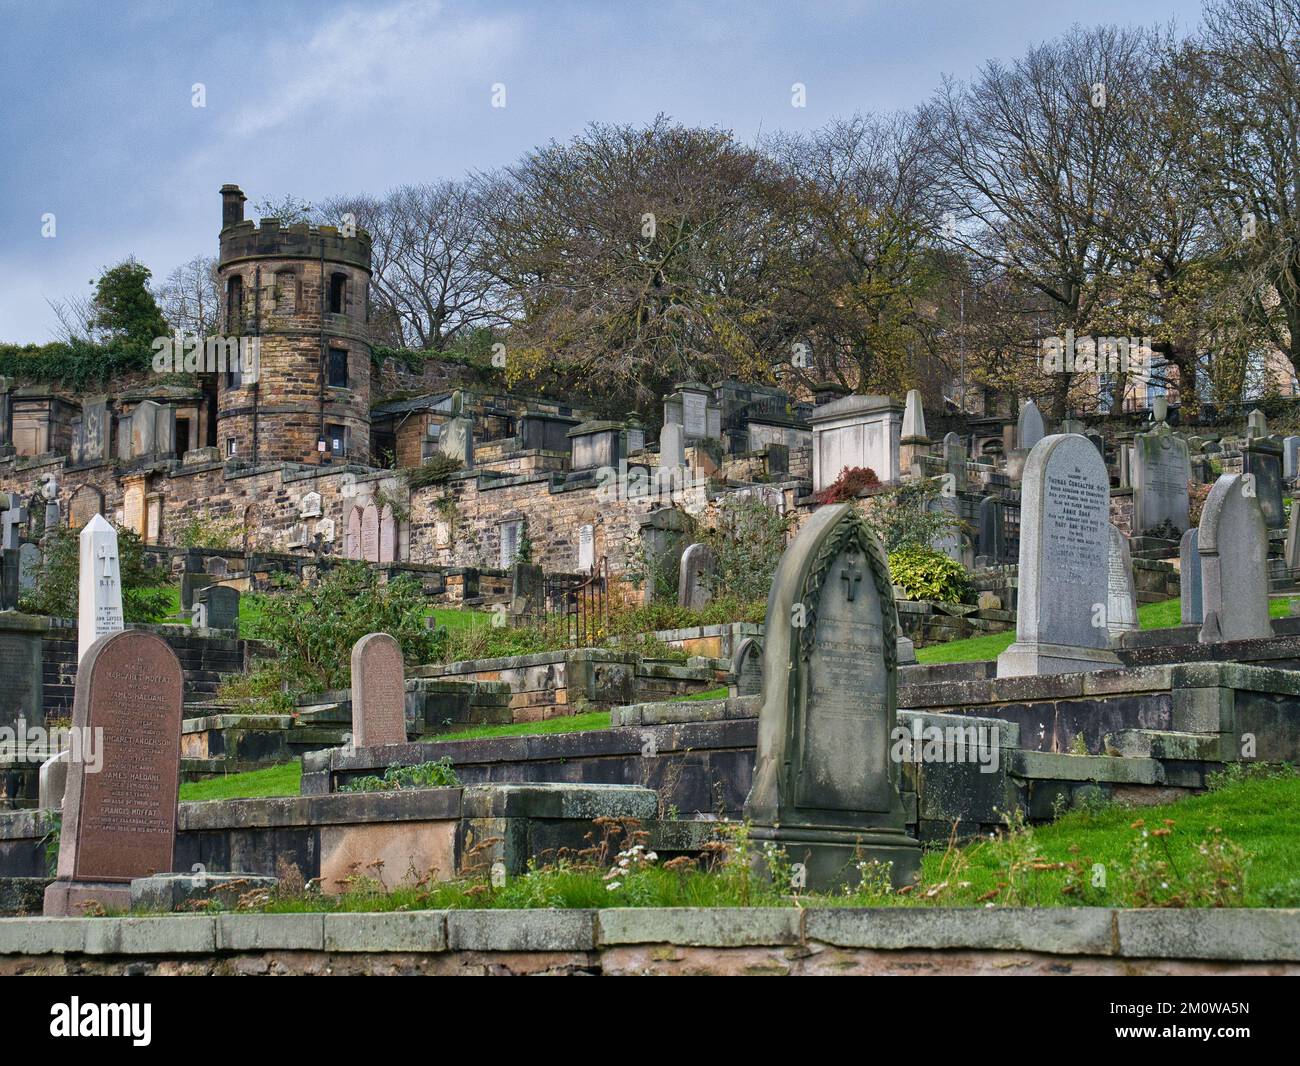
(896, 635, 917, 665)
(44, 879, 132, 916)
(750, 824, 921, 892)
(996, 640, 1120, 677)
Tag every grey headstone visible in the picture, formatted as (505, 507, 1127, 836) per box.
(39, 750, 69, 811)
(1106, 524, 1138, 633)
(80, 397, 110, 464)
(732, 636, 763, 697)
(977, 496, 1005, 564)
(510, 562, 544, 617)
(1132, 425, 1190, 536)
(677, 542, 717, 609)
(1284, 436, 1300, 480)
(437, 416, 473, 467)
(17, 542, 41, 591)
(943, 432, 965, 483)
(1243, 438, 1285, 529)
(996, 434, 1120, 676)
(198, 585, 240, 631)
(0, 617, 42, 732)
(744, 502, 919, 890)
(1016, 400, 1046, 451)
(130, 400, 160, 458)
(1198, 473, 1270, 643)
(1180, 528, 1203, 625)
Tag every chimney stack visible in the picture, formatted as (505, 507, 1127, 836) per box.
(220, 184, 246, 229)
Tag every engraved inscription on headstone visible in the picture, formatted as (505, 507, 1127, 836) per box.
(351, 632, 407, 747)
(997, 434, 1120, 676)
(78, 515, 124, 665)
(745, 502, 919, 890)
(45, 629, 183, 915)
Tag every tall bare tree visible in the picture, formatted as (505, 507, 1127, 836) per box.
(320, 182, 502, 351)
(766, 112, 952, 400)
(929, 24, 1152, 419)
(155, 255, 221, 337)
(1188, 0, 1300, 386)
(477, 116, 793, 411)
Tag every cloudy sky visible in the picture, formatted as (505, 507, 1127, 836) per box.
(1, 0, 1205, 343)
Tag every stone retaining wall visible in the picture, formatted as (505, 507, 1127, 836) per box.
(0, 907, 1295, 975)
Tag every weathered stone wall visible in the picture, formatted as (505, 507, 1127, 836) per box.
(0, 908, 1294, 976)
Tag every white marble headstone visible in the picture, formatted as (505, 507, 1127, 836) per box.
(77, 515, 124, 665)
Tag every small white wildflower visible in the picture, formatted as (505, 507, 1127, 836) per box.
(606, 881, 621, 891)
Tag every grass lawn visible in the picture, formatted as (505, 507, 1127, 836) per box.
(915, 595, 1300, 664)
(684, 686, 729, 701)
(179, 761, 302, 802)
(231, 769, 1298, 912)
(426, 709, 612, 741)
(151, 585, 486, 637)
(910, 768, 1300, 908)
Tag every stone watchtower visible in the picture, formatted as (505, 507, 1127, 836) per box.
(215, 184, 372, 465)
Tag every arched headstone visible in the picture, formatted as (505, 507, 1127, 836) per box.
(346, 507, 362, 560)
(744, 502, 919, 890)
(379, 504, 396, 563)
(996, 434, 1120, 676)
(361, 503, 380, 563)
(1198, 473, 1270, 642)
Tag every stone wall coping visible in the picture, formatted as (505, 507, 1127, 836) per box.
(645, 622, 765, 642)
(416, 647, 635, 676)
(0, 784, 656, 839)
(2, 907, 1296, 960)
(325, 719, 757, 774)
(899, 660, 1300, 710)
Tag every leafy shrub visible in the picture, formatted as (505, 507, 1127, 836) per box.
(814, 466, 880, 504)
(174, 513, 242, 550)
(229, 562, 443, 700)
(702, 496, 791, 603)
(860, 477, 959, 553)
(18, 524, 171, 622)
(405, 452, 464, 489)
(888, 546, 970, 604)
(0, 338, 154, 389)
(339, 759, 460, 793)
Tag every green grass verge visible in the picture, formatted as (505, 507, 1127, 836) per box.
(683, 686, 729, 701)
(916, 596, 1299, 664)
(423, 710, 612, 742)
(224, 769, 1300, 912)
(179, 761, 302, 803)
(909, 767, 1300, 908)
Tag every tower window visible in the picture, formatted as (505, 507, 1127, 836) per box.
(226, 437, 237, 457)
(225, 275, 243, 332)
(328, 347, 349, 388)
(329, 273, 347, 315)
(326, 423, 348, 456)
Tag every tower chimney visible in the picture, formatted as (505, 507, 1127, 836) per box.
(220, 184, 246, 229)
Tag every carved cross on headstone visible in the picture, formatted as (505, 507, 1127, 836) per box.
(2, 500, 29, 550)
(840, 558, 862, 602)
(96, 542, 117, 579)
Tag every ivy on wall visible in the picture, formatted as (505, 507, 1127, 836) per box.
(0, 339, 154, 390)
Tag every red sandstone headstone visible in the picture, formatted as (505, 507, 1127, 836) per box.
(346, 506, 362, 560)
(379, 504, 396, 563)
(350, 632, 407, 747)
(44, 630, 184, 915)
(361, 503, 380, 563)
